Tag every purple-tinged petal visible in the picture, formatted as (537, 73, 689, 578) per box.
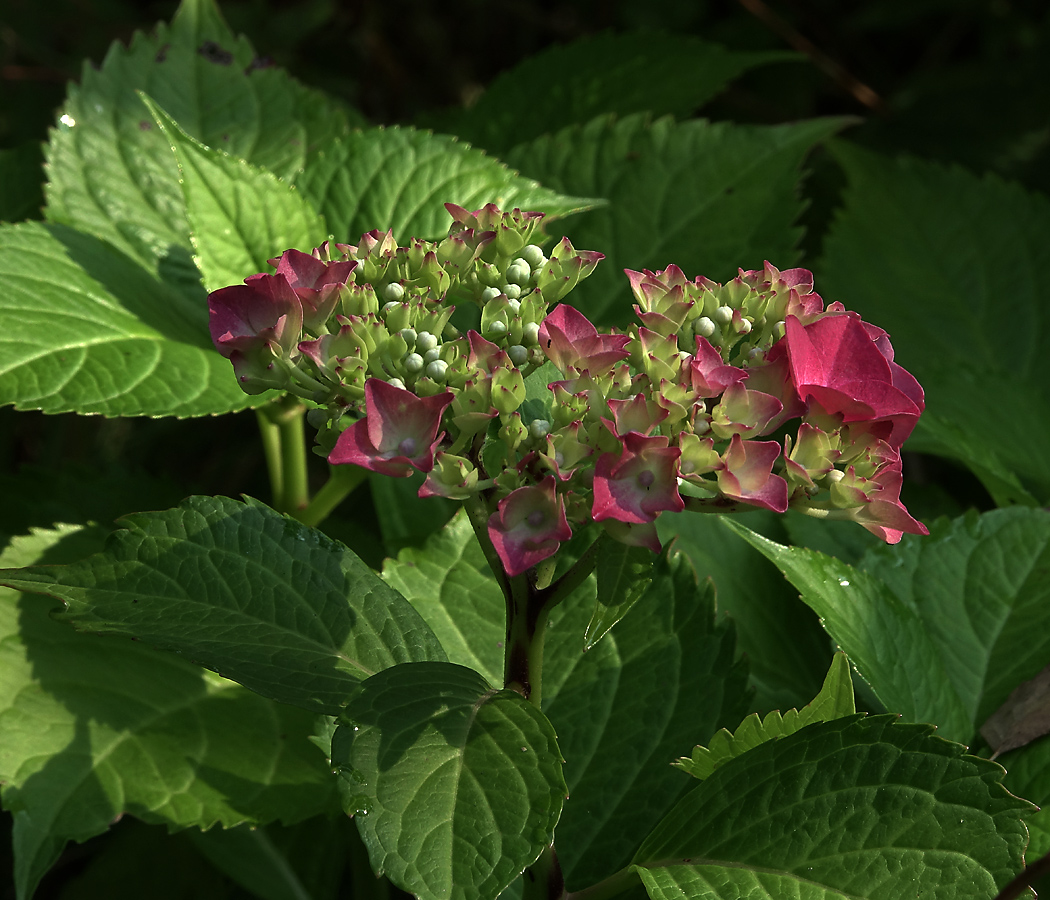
(592, 432, 683, 524)
(715, 435, 788, 512)
(487, 477, 572, 576)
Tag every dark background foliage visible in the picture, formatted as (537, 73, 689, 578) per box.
(1, 0, 1047, 896)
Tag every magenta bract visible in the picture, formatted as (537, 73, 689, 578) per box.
(784, 313, 924, 447)
(592, 432, 684, 525)
(329, 379, 453, 477)
(538, 305, 630, 374)
(487, 476, 573, 577)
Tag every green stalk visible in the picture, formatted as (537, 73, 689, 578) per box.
(257, 395, 310, 516)
(299, 464, 367, 528)
(256, 406, 284, 507)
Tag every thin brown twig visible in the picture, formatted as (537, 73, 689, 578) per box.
(734, 0, 887, 113)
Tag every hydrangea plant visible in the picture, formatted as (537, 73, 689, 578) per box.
(2, 1, 1049, 899)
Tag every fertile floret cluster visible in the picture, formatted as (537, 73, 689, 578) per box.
(209, 203, 926, 577)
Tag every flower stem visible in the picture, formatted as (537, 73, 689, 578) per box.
(504, 572, 549, 706)
(299, 464, 367, 528)
(258, 395, 310, 516)
(256, 406, 284, 507)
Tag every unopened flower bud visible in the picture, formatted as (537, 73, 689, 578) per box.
(423, 347, 442, 364)
(508, 344, 529, 366)
(714, 306, 734, 326)
(387, 377, 406, 390)
(481, 286, 502, 303)
(416, 331, 438, 353)
(523, 322, 540, 345)
(735, 317, 752, 335)
(529, 419, 551, 440)
(695, 316, 716, 338)
(504, 284, 522, 300)
(404, 352, 424, 374)
(825, 469, 845, 484)
(506, 298, 521, 314)
(383, 283, 405, 302)
(400, 327, 417, 346)
(487, 320, 508, 337)
(506, 262, 530, 286)
(773, 320, 787, 340)
(522, 245, 545, 269)
(426, 360, 449, 382)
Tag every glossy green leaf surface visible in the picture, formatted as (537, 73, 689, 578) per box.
(659, 510, 830, 712)
(294, 125, 601, 246)
(435, 32, 797, 154)
(334, 662, 565, 900)
(146, 98, 328, 291)
(0, 495, 447, 716)
(676, 652, 855, 780)
(506, 115, 847, 325)
(634, 716, 1031, 899)
(44, 0, 353, 295)
(0, 525, 337, 900)
(585, 538, 653, 650)
(819, 143, 1050, 500)
(726, 507, 1050, 744)
(0, 221, 255, 416)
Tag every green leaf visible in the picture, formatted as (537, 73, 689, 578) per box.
(543, 552, 751, 889)
(0, 221, 256, 417)
(0, 525, 337, 900)
(0, 495, 447, 716)
(381, 510, 505, 688)
(725, 507, 1050, 745)
(505, 115, 848, 325)
(432, 32, 798, 154)
(144, 96, 328, 291)
(293, 125, 602, 245)
(818, 142, 1050, 500)
(383, 512, 752, 889)
(634, 716, 1032, 899)
(676, 652, 855, 780)
(1000, 739, 1050, 861)
(658, 510, 831, 712)
(333, 662, 565, 900)
(44, 0, 355, 296)
(585, 537, 653, 650)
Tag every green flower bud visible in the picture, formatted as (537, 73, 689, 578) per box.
(481, 286, 502, 303)
(400, 327, 417, 346)
(387, 377, 406, 389)
(713, 306, 734, 326)
(383, 282, 405, 302)
(529, 418, 551, 440)
(508, 344, 529, 366)
(416, 331, 438, 353)
(695, 316, 716, 338)
(735, 317, 753, 335)
(506, 263, 530, 286)
(404, 352, 425, 374)
(426, 359, 449, 382)
(423, 347, 442, 364)
(503, 283, 522, 300)
(523, 322, 540, 345)
(522, 244, 545, 269)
